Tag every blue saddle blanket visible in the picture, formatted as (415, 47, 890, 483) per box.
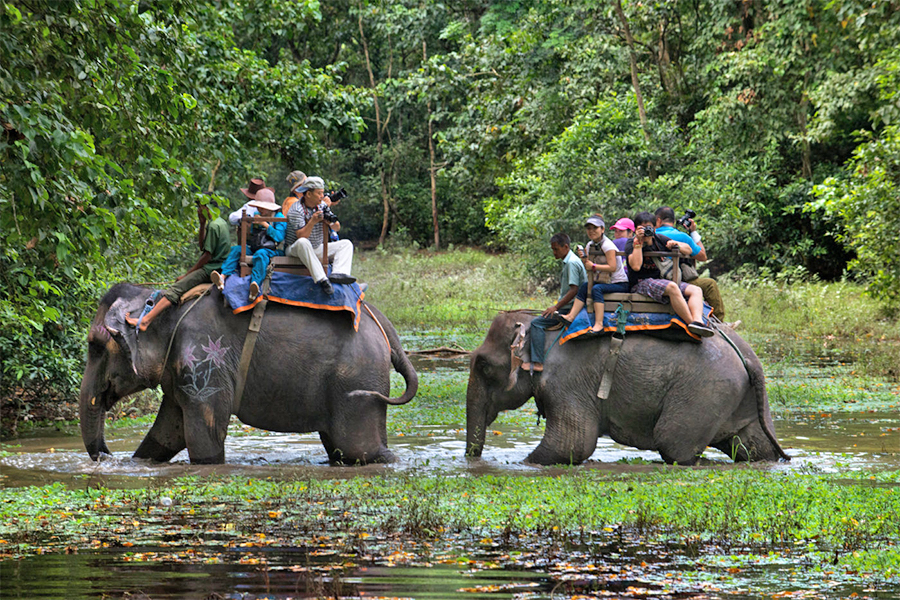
(559, 303, 712, 344)
(223, 272, 365, 330)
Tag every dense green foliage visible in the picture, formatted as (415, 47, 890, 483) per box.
(2, 0, 899, 405)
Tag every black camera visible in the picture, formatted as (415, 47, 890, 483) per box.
(641, 225, 654, 237)
(325, 187, 347, 203)
(320, 205, 339, 224)
(676, 209, 696, 229)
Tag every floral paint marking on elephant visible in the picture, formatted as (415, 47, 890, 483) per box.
(466, 310, 789, 466)
(180, 337, 231, 403)
(80, 283, 418, 465)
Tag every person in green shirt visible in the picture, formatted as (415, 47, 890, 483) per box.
(522, 232, 588, 372)
(126, 198, 231, 331)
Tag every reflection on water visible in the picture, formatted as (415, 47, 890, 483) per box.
(2, 539, 897, 600)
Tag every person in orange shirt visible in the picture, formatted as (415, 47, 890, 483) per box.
(282, 170, 307, 215)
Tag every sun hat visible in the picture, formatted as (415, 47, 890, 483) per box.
(240, 178, 272, 199)
(585, 215, 605, 228)
(610, 217, 635, 232)
(248, 189, 281, 212)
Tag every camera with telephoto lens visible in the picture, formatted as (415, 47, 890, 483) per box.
(676, 209, 696, 229)
(641, 225, 654, 237)
(319, 205, 339, 224)
(325, 187, 347, 203)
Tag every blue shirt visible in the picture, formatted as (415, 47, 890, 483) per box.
(266, 211, 287, 244)
(655, 225, 701, 257)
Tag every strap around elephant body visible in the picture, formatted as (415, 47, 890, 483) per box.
(232, 265, 274, 414)
(596, 334, 624, 400)
(161, 287, 210, 370)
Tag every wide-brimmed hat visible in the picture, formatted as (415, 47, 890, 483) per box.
(610, 217, 635, 232)
(294, 176, 325, 194)
(585, 215, 605, 228)
(286, 170, 307, 192)
(240, 178, 271, 199)
(248, 189, 280, 212)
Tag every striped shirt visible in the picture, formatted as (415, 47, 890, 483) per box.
(285, 201, 326, 248)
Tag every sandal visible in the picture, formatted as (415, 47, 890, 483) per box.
(552, 311, 573, 325)
(688, 321, 715, 338)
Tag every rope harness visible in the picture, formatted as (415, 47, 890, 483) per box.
(161, 286, 211, 370)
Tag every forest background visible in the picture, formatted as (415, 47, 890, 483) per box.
(1, 0, 899, 413)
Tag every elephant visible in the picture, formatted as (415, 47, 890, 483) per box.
(80, 283, 418, 464)
(466, 311, 789, 465)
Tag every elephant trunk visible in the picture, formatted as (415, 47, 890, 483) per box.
(465, 371, 490, 457)
(79, 373, 111, 461)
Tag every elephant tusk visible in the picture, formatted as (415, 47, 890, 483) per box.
(91, 396, 96, 406)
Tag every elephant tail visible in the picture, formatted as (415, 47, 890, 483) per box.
(748, 355, 791, 461)
(350, 303, 419, 406)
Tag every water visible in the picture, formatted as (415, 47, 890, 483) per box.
(2, 407, 897, 488)
(2, 354, 898, 599)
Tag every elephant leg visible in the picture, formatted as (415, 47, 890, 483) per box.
(653, 405, 718, 465)
(181, 393, 232, 464)
(324, 394, 395, 464)
(526, 397, 599, 465)
(134, 394, 186, 462)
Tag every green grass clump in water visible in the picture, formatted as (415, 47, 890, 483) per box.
(2, 471, 898, 579)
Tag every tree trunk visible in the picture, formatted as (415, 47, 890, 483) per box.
(358, 9, 391, 245)
(798, 73, 812, 180)
(613, 0, 655, 179)
(424, 40, 440, 250)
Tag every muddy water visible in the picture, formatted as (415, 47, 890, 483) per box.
(2, 355, 899, 600)
(2, 409, 899, 488)
(1, 355, 899, 487)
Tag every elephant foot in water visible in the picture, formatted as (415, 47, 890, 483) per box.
(319, 431, 397, 465)
(133, 436, 186, 463)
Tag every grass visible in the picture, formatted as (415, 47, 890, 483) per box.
(355, 247, 545, 334)
(721, 278, 900, 381)
(1, 470, 897, 580)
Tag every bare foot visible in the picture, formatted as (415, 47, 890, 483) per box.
(521, 362, 544, 372)
(125, 313, 151, 331)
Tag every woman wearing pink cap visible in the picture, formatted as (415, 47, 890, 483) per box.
(609, 217, 635, 252)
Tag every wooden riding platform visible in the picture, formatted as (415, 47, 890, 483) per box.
(587, 246, 683, 314)
(237, 211, 332, 278)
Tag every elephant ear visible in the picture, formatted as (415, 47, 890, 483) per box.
(505, 321, 528, 391)
(104, 296, 150, 377)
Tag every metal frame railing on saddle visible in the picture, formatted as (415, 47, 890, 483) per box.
(237, 209, 332, 278)
(586, 246, 683, 315)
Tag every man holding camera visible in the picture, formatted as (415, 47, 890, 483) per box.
(284, 176, 355, 296)
(626, 212, 714, 338)
(654, 207, 733, 327)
